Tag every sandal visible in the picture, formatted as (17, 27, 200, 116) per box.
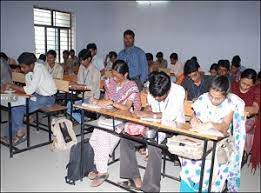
(88, 171, 98, 180)
(118, 179, 141, 191)
(90, 173, 109, 187)
(12, 133, 27, 146)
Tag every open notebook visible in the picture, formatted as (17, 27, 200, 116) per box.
(82, 103, 113, 110)
(190, 127, 224, 137)
(139, 117, 161, 123)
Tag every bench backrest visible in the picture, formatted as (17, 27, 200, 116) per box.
(12, 72, 25, 84)
(54, 79, 70, 92)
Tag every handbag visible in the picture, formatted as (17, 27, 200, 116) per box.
(124, 122, 148, 136)
(216, 135, 235, 164)
(167, 135, 213, 160)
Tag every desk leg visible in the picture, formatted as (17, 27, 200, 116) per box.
(199, 140, 208, 193)
(8, 102, 13, 158)
(70, 92, 73, 121)
(82, 91, 84, 103)
(80, 109, 84, 181)
(26, 98, 30, 147)
(208, 141, 217, 192)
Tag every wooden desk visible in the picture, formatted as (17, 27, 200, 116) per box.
(74, 104, 223, 141)
(74, 104, 223, 192)
(1, 91, 34, 107)
(1, 91, 33, 157)
(63, 75, 77, 83)
(69, 83, 90, 92)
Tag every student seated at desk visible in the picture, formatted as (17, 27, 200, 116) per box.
(168, 52, 183, 82)
(182, 59, 212, 101)
(67, 49, 79, 74)
(45, 49, 64, 79)
(1, 52, 57, 145)
(87, 59, 141, 187)
(231, 69, 260, 167)
(104, 51, 117, 71)
(209, 63, 218, 77)
(119, 71, 185, 192)
(179, 76, 245, 192)
(0, 52, 12, 87)
(217, 59, 232, 82)
(66, 49, 100, 123)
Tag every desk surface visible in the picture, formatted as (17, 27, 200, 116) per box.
(74, 104, 224, 141)
(1, 91, 33, 107)
(69, 83, 90, 92)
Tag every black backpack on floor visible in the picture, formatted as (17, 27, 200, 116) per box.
(65, 138, 96, 185)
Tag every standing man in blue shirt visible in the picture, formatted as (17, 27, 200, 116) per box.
(118, 29, 148, 91)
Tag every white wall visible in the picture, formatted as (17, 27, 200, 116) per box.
(1, 1, 260, 72)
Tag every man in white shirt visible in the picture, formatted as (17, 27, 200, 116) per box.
(119, 71, 185, 192)
(77, 49, 101, 99)
(66, 49, 101, 123)
(86, 43, 105, 72)
(45, 50, 64, 79)
(168, 53, 183, 83)
(1, 52, 57, 145)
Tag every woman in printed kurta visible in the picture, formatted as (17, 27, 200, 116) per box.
(179, 76, 246, 192)
(88, 60, 141, 187)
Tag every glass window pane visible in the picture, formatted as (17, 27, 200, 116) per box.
(34, 8, 51, 25)
(53, 11, 71, 27)
(34, 26, 46, 56)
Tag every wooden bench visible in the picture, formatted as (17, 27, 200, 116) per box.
(36, 79, 70, 141)
(12, 72, 25, 85)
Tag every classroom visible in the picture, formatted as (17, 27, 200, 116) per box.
(0, 1, 260, 192)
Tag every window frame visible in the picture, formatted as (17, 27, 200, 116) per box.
(33, 6, 73, 63)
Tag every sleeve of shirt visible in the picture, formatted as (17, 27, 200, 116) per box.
(181, 77, 188, 90)
(162, 87, 185, 123)
(23, 69, 41, 95)
(139, 50, 149, 83)
(254, 86, 260, 106)
(77, 66, 84, 84)
(118, 50, 124, 60)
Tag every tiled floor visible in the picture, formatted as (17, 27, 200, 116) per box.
(1, 113, 260, 192)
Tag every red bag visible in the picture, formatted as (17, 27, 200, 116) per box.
(124, 122, 148, 136)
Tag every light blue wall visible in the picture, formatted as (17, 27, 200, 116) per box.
(1, 1, 260, 72)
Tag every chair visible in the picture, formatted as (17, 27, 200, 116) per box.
(34, 79, 69, 141)
(63, 75, 77, 83)
(11, 72, 25, 85)
(158, 68, 171, 75)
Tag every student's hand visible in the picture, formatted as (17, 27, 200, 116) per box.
(89, 97, 98, 105)
(191, 117, 201, 129)
(100, 69, 105, 76)
(97, 99, 113, 108)
(135, 111, 149, 118)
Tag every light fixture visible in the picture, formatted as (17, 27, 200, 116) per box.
(136, 1, 168, 6)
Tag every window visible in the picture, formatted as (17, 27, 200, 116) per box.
(33, 7, 73, 63)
